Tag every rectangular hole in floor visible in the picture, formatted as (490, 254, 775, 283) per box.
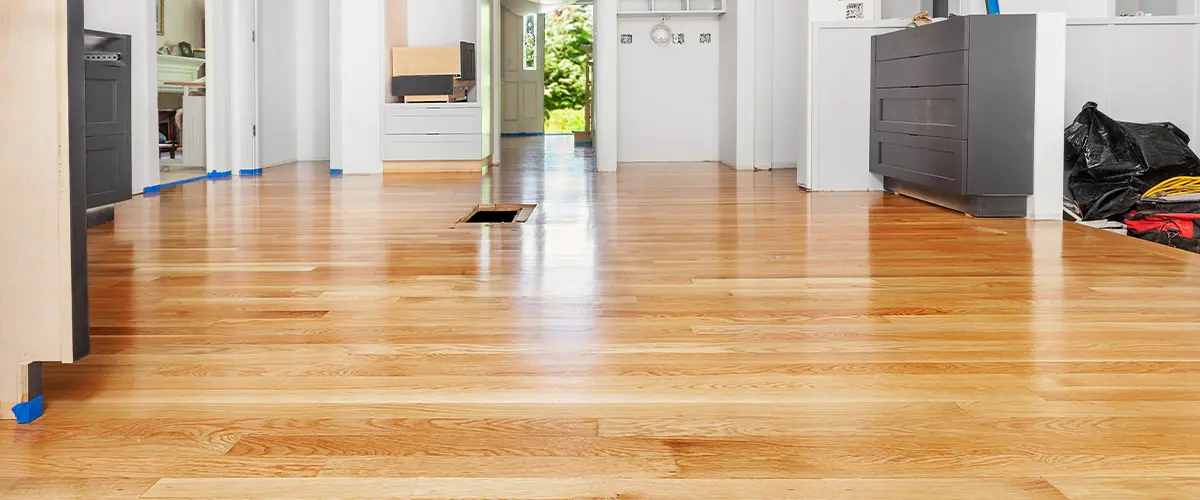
(458, 204, 536, 225)
(466, 210, 520, 223)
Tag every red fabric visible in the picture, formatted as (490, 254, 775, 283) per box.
(1126, 212, 1200, 239)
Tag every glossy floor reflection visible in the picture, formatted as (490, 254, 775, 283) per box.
(3, 137, 1200, 499)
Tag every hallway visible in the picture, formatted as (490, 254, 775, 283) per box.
(4, 138, 1200, 499)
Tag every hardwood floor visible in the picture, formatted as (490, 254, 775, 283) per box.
(4, 137, 1200, 499)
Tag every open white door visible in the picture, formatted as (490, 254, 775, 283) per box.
(501, 8, 544, 134)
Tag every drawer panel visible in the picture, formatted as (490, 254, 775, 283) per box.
(874, 17, 968, 61)
(874, 51, 968, 88)
(870, 132, 965, 193)
(382, 134, 481, 161)
(383, 105, 481, 135)
(873, 86, 968, 139)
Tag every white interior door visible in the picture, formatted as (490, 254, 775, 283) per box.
(501, 8, 544, 134)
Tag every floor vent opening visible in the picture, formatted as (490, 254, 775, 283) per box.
(458, 204, 536, 225)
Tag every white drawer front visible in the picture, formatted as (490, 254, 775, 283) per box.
(383, 106, 481, 135)
(382, 134, 481, 161)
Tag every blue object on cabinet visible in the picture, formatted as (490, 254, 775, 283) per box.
(986, 0, 1001, 14)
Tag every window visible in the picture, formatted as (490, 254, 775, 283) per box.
(523, 14, 537, 70)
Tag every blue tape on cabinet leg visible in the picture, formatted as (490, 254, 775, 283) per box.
(11, 395, 44, 424)
(239, 168, 263, 176)
(330, 168, 344, 176)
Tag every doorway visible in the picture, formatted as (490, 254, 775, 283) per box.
(501, 9, 545, 134)
(155, 0, 209, 183)
(150, 0, 259, 187)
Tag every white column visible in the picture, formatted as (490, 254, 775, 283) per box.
(329, 0, 385, 174)
(735, 0, 756, 169)
(1030, 13, 1067, 220)
(754, 0, 774, 169)
(595, 0, 619, 172)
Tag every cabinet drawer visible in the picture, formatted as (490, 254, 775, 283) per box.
(874, 17, 968, 61)
(383, 105, 481, 135)
(870, 132, 964, 193)
(382, 134, 481, 161)
(873, 86, 968, 139)
(874, 50, 967, 88)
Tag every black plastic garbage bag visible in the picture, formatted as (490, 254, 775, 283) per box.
(1064, 102, 1200, 220)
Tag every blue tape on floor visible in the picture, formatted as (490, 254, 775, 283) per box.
(207, 170, 233, 179)
(330, 168, 344, 176)
(142, 173, 209, 194)
(12, 395, 44, 424)
(239, 168, 263, 176)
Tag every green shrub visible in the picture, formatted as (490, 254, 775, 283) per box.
(544, 6, 592, 114)
(545, 109, 585, 134)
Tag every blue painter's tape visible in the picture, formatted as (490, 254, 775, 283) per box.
(142, 173, 208, 195)
(207, 170, 233, 179)
(12, 395, 44, 424)
(574, 141, 593, 146)
(330, 168, 344, 176)
(986, 0, 1000, 14)
(501, 132, 545, 137)
(239, 168, 263, 176)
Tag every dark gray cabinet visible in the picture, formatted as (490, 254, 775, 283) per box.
(869, 15, 1038, 218)
(83, 30, 132, 209)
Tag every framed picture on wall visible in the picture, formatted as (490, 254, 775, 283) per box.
(156, 0, 165, 36)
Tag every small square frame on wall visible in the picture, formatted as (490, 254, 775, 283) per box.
(156, 0, 165, 36)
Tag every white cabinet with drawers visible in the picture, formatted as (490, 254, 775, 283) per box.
(380, 103, 482, 161)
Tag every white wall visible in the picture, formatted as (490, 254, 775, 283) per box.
(718, 0, 738, 166)
(773, 0, 804, 169)
(408, 0, 478, 45)
(1116, 0, 1199, 15)
(753, 0, 773, 169)
(1065, 20, 1200, 138)
(330, 0, 386, 174)
(158, 0, 205, 48)
(880, 0, 928, 19)
(295, 0, 331, 161)
(85, 0, 158, 193)
(951, 0, 1108, 16)
(259, 0, 298, 168)
(617, 16, 721, 162)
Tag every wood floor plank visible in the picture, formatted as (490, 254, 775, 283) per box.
(1048, 478, 1200, 499)
(318, 456, 680, 479)
(409, 478, 1069, 500)
(141, 478, 417, 499)
(5, 147, 1198, 497)
(0, 478, 157, 499)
